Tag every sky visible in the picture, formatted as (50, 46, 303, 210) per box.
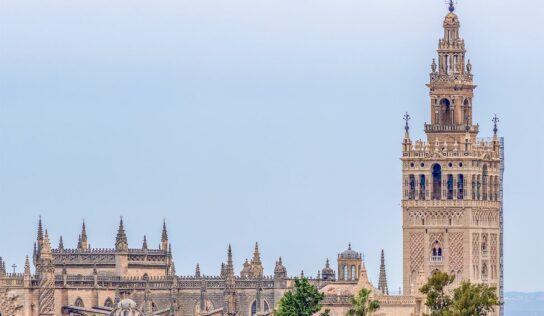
(0, 0, 542, 293)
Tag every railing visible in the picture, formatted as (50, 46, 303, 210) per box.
(403, 200, 501, 208)
(430, 256, 443, 263)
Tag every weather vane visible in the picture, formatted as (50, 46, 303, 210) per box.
(492, 114, 499, 135)
(403, 112, 411, 133)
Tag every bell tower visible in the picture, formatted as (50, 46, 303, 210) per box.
(401, 2, 503, 313)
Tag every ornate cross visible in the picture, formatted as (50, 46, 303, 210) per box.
(403, 112, 411, 133)
(11, 264, 17, 274)
(492, 114, 499, 135)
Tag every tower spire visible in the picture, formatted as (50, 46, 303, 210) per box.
(80, 220, 88, 250)
(161, 219, 169, 251)
(378, 250, 389, 295)
(115, 217, 128, 252)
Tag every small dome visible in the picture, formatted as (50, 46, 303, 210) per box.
(339, 244, 361, 259)
(444, 12, 459, 26)
(117, 298, 137, 309)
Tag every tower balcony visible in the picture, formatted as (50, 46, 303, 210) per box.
(403, 199, 501, 209)
(424, 124, 479, 134)
(430, 256, 443, 264)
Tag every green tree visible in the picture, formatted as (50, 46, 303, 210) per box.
(346, 288, 380, 316)
(451, 282, 499, 316)
(275, 277, 325, 316)
(419, 271, 455, 316)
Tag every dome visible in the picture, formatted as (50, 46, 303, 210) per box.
(339, 244, 361, 259)
(443, 12, 460, 26)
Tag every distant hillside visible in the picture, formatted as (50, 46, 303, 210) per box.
(505, 292, 544, 316)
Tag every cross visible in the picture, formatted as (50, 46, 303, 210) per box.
(11, 264, 17, 274)
(403, 112, 411, 133)
(492, 114, 499, 135)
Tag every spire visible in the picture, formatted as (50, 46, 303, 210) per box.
(378, 250, 389, 295)
(169, 260, 176, 276)
(161, 219, 169, 251)
(224, 244, 237, 315)
(80, 220, 88, 250)
(37, 216, 44, 242)
(24, 256, 31, 283)
(115, 217, 128, 252)
(252, 242, 261, 264)
(41, 230, 52, 260)
(142, 235, 148, 250)
(195, 263, 201, 277)
(58, 236, 64, 251)
(227, 244, 233, 269)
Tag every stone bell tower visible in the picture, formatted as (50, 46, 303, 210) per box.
(401, 2, 503, 312)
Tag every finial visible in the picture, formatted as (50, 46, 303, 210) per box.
(492, 114, 499, 135)
(142, 235, 148, 250)
(403, 112, 411, 134)
(58, 236, 64, 251)
(348, 243, 352, 250)
(448, 0, 455, 13)
(37, 216, 43, 242)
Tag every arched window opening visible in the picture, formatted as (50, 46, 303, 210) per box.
(409, 175, 416, 200)
(481, 235, 488, 255)
(419, 175, 426, 200)
(472, 175, 476, 200)
(432, 164, 442, 200)
(463, 99, 470, 125)
(251, 301, 257, 316)
(481, 264, 488, 281)
(343, 265, 348, 280)
(431, 241, 443, 263)
(482, 165, 489, 200)
(447, 174, 454, 200)
(74, 298, 84, 308)
(477, 175, 481, 200)
(444, 55, 450, 75)
(151, 302, 158, 312)
(123, 311, 129, 316)
(351, 266, 356, 280)
(440, 99, 452, 125)
(104, 298, 113, 308)
(457, 174, 464, 199)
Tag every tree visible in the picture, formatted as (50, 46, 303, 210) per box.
(451, 282, 499, 316)
(346, 288, 380, 316)
(419, 271, 455, 316)
(275, 277, 325, 316)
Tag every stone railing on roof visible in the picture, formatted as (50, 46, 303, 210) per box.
(374, 295, 416, 305)
(402, 138, 499, 160)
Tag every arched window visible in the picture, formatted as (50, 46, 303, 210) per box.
(472, 175, 476, 200)
(477, 175, 481, 200)
(432, 164, 442, 200)
(440, 99, 452, 125)
(463, 99, 470, 125)
(419, 175, 426, 200)
(123, 311, 129, 316)
(481, 263, 488, 281)
(481, 235, 488, 255)
(408, 175, 416, 200)
(447, 174, 454, 200)
(151, 302, 158, 312)
(431, 241, 443, 262)
(74, 298, 84, 308)
(343, 265, 348, 280)
(482, 165, 489, 200)
(351, 265, 356, 280)
(104, 298, 113, 308)
(251, 301, 257, 316)
(457, 174, 464, 199)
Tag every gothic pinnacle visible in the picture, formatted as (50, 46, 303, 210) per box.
(37, 216, 43, 242)
(58, 236, 64, 251)
(115, 217, 128, 251)
(378, 250, 389, 295)
(24, 255, 31, 276)
(142, 235, 148, 250)
(161, 219, 168, 242)
(195, 263, 201, 277)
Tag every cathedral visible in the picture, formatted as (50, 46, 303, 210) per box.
(0, 3, 503, 316)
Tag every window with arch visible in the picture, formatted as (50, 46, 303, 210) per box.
(482, 165, 489, 200)
(104, 298, 113, 308)
(123, 311, 129, 316)
(74, 297, 84, 308)
(481, 263, 488, 281)
(477, 175, 482, 200)
(457, 174, 464, 199)
(439, 99, 452, 125)
(419, 175, 426, 200)
(351, 265, 356, 280)
(481, 235, 488, 255)
(251, 300, 270, 316)
(431, 241, 443, 263)
(342, 265, 348, 280)
(408, 175, 416, 200)
(432, 164, 442, 200)
(447, 174, 454, 200)
(151, 302, 158, 312)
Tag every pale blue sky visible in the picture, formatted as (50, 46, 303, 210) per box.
(0, 0, 542, 292)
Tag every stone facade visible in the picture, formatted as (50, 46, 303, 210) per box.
(0, 4, 503, 316)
